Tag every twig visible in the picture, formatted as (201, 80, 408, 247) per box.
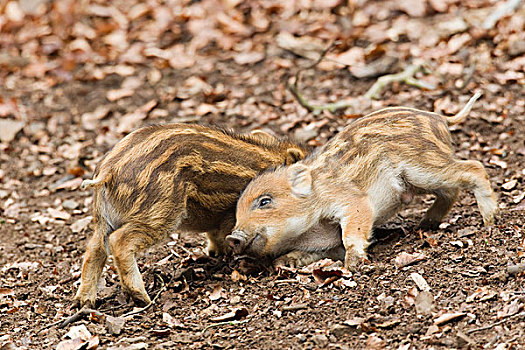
(59, 308, 104, 328)
(38, 275, 166, 332)
(282, 303, 308, 311)
(482, 0, 522, 30)
(121, 275, 166, 318)
(364, 64, 435, 100)
(201, 319, 249, 334)
(286, 41, 356, 116)
(288, 56, 436, 114)
(466, 311, 525, 334)
(286, 82, 357, 115)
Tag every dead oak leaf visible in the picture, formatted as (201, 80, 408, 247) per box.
(394, 252, 427, 268)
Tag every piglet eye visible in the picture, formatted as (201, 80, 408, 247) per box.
(258, 197, 272, 208)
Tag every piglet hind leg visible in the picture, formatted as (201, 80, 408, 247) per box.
(341, 200, 374, 270)
(417, 188, 459, 231)
(74, 220, 110, 308)
(416, 160, 497, 227)
(453, 160, 498, 226)
(109, 223, 158, 306)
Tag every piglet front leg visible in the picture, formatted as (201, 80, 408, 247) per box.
(340, 198, 374, 269)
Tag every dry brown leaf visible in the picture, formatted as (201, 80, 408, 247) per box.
(47, 208, 71, 221)
(434, 312, 466, 325)
(71, 216, 92, 233)
(106, 315, 125, 335)
(234, 51, 265, 65)
(0, 120, 25, 143)
(415, 291, 434, 315)
(163, 312, 185, 328)
(209, 285, 224, 301)
(410, 272, 430, 291)
(394, 252, 427, 268)
(276, 32, 324, 60)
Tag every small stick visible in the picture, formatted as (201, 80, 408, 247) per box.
(201, 319, 249, 334)
(39, 275, 166, 332)
(466, 311, 525, 334)
(58, 308, 104, 328)
(274, 279, 300, 284)
(282, 303, 308, 311)
(287, 41, 355, 116)
(364, 64, 435, 100)
(121, 275, 166, 318)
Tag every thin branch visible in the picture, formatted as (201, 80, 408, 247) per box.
(287, 50, 436, 114)
(364, 64, 435, 100)
(121, 275, 166, 318)
(286, 41, 355, 115)
(38, 275, 166, 332)
(201, 319, 250, 334)
(466, 311, 525, 334)
(37, 307, 105, 333)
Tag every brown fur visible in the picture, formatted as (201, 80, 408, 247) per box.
(228, 94, 497, 269)
(74, 124, 315, 307)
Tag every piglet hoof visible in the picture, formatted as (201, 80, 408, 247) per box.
(416, 220, 441, 232)
(73, 292, 96, 310)
(273, 253, 300, 269)
(482, 212, 498, 227)
(130, 293, 152, 308)
(343, 252, 367, 272)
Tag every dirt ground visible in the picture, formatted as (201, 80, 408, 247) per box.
(1, 0, 525, 349)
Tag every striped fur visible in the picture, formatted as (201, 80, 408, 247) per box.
(74, 124, 312, 307)
(229, 94, 497, 269)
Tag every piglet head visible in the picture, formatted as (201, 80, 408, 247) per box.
(226, 163, 315, 258)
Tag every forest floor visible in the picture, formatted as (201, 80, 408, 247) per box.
(1, 0, 524, 349)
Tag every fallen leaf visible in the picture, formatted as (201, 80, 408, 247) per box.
(50, 177, 84, 191)
(47, 208, 71, 221)
(0, 120, 25, 143)
(502, 179, 518, 190)
(56, 338, 84, 350)
(106, 315, 125, 335)
(106, 88, 135, 101)
(209, 285, 224, 301)
(343, 317, 365, 326)
(415, 291, 434, 315)
(394, 252, 427, 268)
(233, 51, 265, 65)
(434, 312, 466, 325)
(276, 32, 324, 60)
(410, 272, 430, 291)
(64, 325, 92, 340)
(163, 312, 185, 328)
(71, 216, 92, 233)
(230, 270, 246, 282)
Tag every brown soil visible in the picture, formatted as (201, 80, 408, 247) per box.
(1, 1, 525, 349)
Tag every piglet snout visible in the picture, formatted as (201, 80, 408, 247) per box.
(225, 231, 247, 254)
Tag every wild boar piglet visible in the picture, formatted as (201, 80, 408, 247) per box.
(74, 123, 319, 307)
(228, 93, 497, 268)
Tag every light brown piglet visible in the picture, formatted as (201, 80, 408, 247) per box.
(74, 124, 340, 307)
(227, 93, 497, 268)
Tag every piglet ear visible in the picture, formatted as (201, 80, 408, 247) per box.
(288, 163, 312, 197)
(250, 129, 277, 143)
(284, 147, 305, 165)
